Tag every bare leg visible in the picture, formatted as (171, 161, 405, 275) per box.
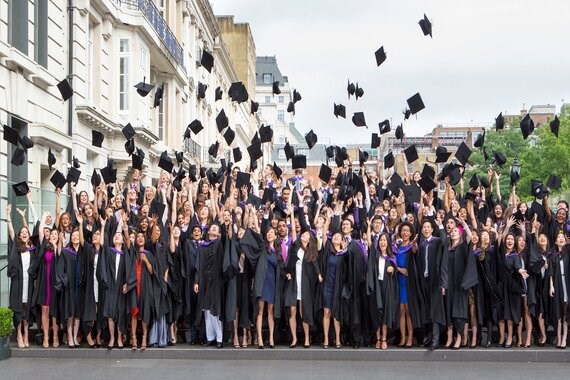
(506, 320, 513, 346)
(233, 310, 240, 348)
(107, 318, 116, 348)
(141, 322, 148, 350)
(23, 320, 29, 347)
(381, 325, 388, 350)
(470, 304, 478, 347)
(73, 318, 80, 346)
(131, 317, 138, 349)
(498, 320, 505, 345)
(289, 305, 297, 346)
(256, 300, 265, 348)
(404, 304, 413, 346)
(299, 302, 309, 347)
(16, 322, 24, 348)
(398, 303, 406, 346)
(523, 298, 532, 347)
(66, 319, 74, 347)
(52, 319, 60, 347)
(267, 304, 275, 347)
(334, 319, 341, 347)
(538, 313, 547, 344)
(323, 308, 331, 347)
(41, 306, 50, 347)
(375, 326, 381, 349)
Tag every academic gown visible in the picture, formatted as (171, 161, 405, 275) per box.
(8, 240, 37, 325)
(283, 240, 321, 327)
(56, 245, 87, 320)
(194, 237, 226, 325)
(528, 240, 551, 321)
(498, 246, 523, 324)
(167, 242, 185, 323)
(79, 243, 104, 325)
(339, 240, 367, 337)
(397, 243, 424, 329)
(223, 235, 239, 323)
(180, 239, 198, 320)
(473, 246, 502, 325)
(547, 249, 570, 324)
(444, 240, 478, 326)
(99, 246, 135, 332)
(150, 242, 170, 323)
(127, 247, 157, 326)
(319, 240, 348, 323)
(366, 246, 399, 330)
(414, 236, 447, 327)
(30, 240, 61, 321)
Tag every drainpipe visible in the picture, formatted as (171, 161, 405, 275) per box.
(67, 0, 74, 165)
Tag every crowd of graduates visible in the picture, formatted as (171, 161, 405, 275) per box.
(6, 150, 570, 351)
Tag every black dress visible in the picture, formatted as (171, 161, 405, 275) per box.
(56, 246, 86, 320)
(8, 241, 37, 326)
(548, 248, 570, 324)
(366, 246, 399, 330)
(498, 248, 523, 324)
(444, 240, 477, 330)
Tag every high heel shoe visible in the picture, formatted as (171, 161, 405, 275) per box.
(131, 336, 138, 351)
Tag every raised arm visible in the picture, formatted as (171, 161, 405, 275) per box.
(6, 204, 15, 241)
(76, 210, 85, 246)
(26, 191, 38, 225)
(55, 188, 62, 227)
(171, 188, 178, 227)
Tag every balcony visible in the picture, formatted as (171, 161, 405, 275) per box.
(184, 138, 202, 161)
(116, 0, 185, 70)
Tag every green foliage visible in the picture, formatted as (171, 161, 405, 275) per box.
(464, 105, 570, 202)
(0, 308, 13, 337)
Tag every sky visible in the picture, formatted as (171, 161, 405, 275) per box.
(211, 0, 570, 145)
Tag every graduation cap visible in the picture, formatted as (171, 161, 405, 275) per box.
(480, 176, 490, 188)
(134, 78, 154, 97)
(72, 156, 81, 169)
(216, 109, 229, 132)
(352, 112, 366, 127)
(251, 101, 259, 114)
(530, 201, 546, 223)
(246, 193, 262, 209)
(197, 82, 207, 99)
(404, 145, 419, 163)
(284, 141, 294, 161)
(206, 168, 218, 186)
(135, 147, 145, 160)
(149, 200, 166, 218)
(50, 170, 67, 189)
(418, 175, 437, 193)
(510, 169, 520, 187)
(215, 86, 223, 101)
(404, 108, 411, 120)
(208, 141, 220, 158)
(122, 123, 136, 140)
(465, 191, 477, 202)
(325, 145, 335, 159)
(355, 83, 364, 100)
(305, 130, 317, 149)
(272, 81, 281, 95)
(388, 172, 405, 195)
(435, 146, 452, 163)
(347, 80, 355, 99)
(57, 78, 73, 101)
(421, 164, 436, 179)
(455, 142, 472, 166)
(175, 151, 184, 164)
(250, 159, 258, 172)
(379, 120, 391, 134)
(469, 174, 480, 189)
(91, 130, 104, 147)
(384, 151, 394, 169)
(352, 173, 366, 196)
(100, 165, 117, 184)
(199, 167, 207, 179)
(223, 127, 236, 146)
(48, 148, 56, 170)
(334, 146, 344, 167)
(247, 141, 263, 162)
(228, 82, 249, 103)
(259, 124, 273, 143)
(200, 49, 214, 73)
(152, 83, 163, 108)
(273, 162, 283, 179)
(474, 131, 485, 148)
(333, 103, 346, 118)
(12, 181, 30, 196)
(375, 46, 387, 66)
(520, 113, 534, 140)
(495, 112, 505, 131)
(419, 13, 432, 38)
(11, 148, 26, 166)
(186, 119, 203, 137)
(446, 165, 462, 186)
(319, 164, 332, 183)
(395, 124, 404, 140)
(251, 132, 261, 145)
(261, 187, 276, 205)
(91, 169, 101, 188)
(3, 125, 20, 146)
(158, 151, 174, 173)
(483, 146, 490, 162)
(233, 147, 242, 163)
(172, 177, 183, 192)
(550, 115, 560, 138)
(124, 138, 135, 156)
(493, 151, 507, 167)
(188, 165, 198, 182)
(287, 101, 295, 114)
(407, 93, 425, 115)
(132, 153, 143, 170)
(292, 155, 307, 169)
(547, 175, 562, 190)
(532, 181, 550, 200)
(293, 89, 302, 103)
(371, 133, 380, 149)
(359, 149, 369, 164)
(236, 171, 251, 189)
(20, 136, 33, 150)
(66, 167, 81, 184)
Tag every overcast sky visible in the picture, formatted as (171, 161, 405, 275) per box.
(211, 0, 570, 145)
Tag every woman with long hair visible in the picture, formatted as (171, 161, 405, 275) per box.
(515, 232, 533, 348)
(548, 232, 570, 349)
(530, 220, 551, 347)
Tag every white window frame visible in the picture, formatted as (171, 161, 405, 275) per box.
(119, 38, 130, 112)
(138, 45, 149, 124)
(263, 73, 272, 84)
(277, 110, 285, 122)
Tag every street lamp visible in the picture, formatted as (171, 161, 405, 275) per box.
(510, 156, 522, 186)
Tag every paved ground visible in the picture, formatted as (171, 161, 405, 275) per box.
(0, 358, 568, 380)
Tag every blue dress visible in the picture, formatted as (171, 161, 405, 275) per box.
(324, 253, 341, 309)
(395, 244, 412, 304)
(261, 250, 277, 304)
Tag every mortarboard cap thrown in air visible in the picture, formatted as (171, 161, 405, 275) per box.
(419, 13, 432, 38)
(375, 46, 387, 67)
(395, 124, 404, 140)
(153, 84, 163, 108)
(259, 124, 273, 143)
(91, 169, 101, 188)
(158, 151, 174, 173)
(208, 141, 220, 158)
(435, 146, 452, 163)
(305, 130, 317, 149)
(379, 120, 391, 134)
(404, 145, 419, 163)
(550, 116, 560, 138)
(334, 103, 346, 118)
(3, 125, 20, 146)
(384, 151, 394, 169)
(57, 78, 74, 101)
(474, 130, 485, 148)
(73, 157, 81, 169)
(251, 101, 259, 114)
(197, 82, 207, 99)
(287, 101, 295, 114)
(216, 109, 229, 132)
(421, 164, 436, 179)
(200, 49, 214, 73)
(223, 127, 236, 146)
(12, 181, 30, 196)
(122, 123, 136, 140)
(493, 151, 507, 167)
(352, 112, 366, 127)
(273, 162, 283, 179)
(92, 130, 104, 147)
(50, 170, 67, 190)
(293, 89, 302, 103)
(291, 154, 307, 169)
(20, 136, 33, 150)
(236, 171, 251, 190)
(66, 167, 81, 184)
(11, 148, 26, 166)
(520, 113, 534, 140)
(187, 119, 203, 136)
(284, 142, 294, 161)
(404, 108, 411, 120)
(132, 153, 143, 171)
(355, 83, 364, 100)
(233, 147, 243, 163)
(418, 175, 437, 193)
(347, 80, 355, 99)
(325, 145, 335, 159)
(547, 175, 562, 190)
(175, 151, 184, 164)
(407, 93, 425, 115)
(455, 142, 472, 166)
(247, 141, 263, 162)
(124, 138, 135, 156)
(272, 81, 281, 95)
(495, 112, 505, 131)
(48, 148, 56, 170)
(359, 149, 369, 164)
(100, 165, 117, 185)
(215, 86, 223, 101)
(469, 174, 480, 189)
(228, 82, 249, 103)
(371, 133, 380, 149)
(134, 78, 154, 97)
(319, 164, 332, 183)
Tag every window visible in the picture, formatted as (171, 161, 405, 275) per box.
(263, 73, 272, 84)
(158, 84, 165, 140)
(277, 110, 285, 122)
(264, 96, 271, 104)
(9, 0, 28, 54)
(257, 108, 262, 118)
(34, 0, 48, 67)
(138, 45, 148, 123)
(157, 0, 166, 18)
(278, 96, 284, 104)
(87, 24, 93, 102)
(278, 149, 285, 159)
(297, 148, 309, 156)
(119, 39, 130, 111)
(278, 135, 285, 144)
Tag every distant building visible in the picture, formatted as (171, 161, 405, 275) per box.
(504, 104, 556, 127)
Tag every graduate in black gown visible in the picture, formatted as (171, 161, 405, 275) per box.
(366, 232, 399, 350)
(167, 224, 185, 345)
(548, 232, 570, 348)
(181, 224, 201, 344)
(529, 225, 551, 347)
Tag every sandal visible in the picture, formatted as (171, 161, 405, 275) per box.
(375, 340, 381, 349)
(381, 340, 388, 350)
(131, 336, 138, 351)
